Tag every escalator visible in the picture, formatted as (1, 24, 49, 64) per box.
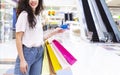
(82, 0, 99, 42)
(79, 0, 120, 43)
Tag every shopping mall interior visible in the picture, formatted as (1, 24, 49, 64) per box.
(0, 0, 120, 75)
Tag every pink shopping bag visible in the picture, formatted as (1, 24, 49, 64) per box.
(52, 39, 77, 65)
(50, 42, 70, 69)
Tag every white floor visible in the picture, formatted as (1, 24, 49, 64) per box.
(0, 39, 17, 60)
(0, 39, 16, 75)
(0, 64, 14, 74)
(0, 32, 120, 75)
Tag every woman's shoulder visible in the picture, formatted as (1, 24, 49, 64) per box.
(17, 11, 28, 20)
(19, 11, 28, 17)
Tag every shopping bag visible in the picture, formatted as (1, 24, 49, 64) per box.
(45, 40, 62, 72)
(41, 45, 50, 75)
(52, 39, 77, 65)
(47, 46, 56, 75)
(50, 42, 70, 69)
(41, 44, 56, 75)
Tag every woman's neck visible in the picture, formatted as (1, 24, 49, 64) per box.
(33, 8, 36, 13)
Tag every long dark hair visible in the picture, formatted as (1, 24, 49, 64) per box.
(17, 0, 44, 28)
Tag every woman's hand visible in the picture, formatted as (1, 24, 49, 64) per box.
(44, 27, 65, 40)
(20, 60, 28, 74)
(54, 27, 65, 34)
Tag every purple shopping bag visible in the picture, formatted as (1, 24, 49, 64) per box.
(52, 39, 77, 65)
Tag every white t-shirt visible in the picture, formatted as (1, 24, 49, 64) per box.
(16, 11, 44, 48)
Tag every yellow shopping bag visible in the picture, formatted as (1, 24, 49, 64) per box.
(41, 45, 50, 75)
(45, 40, 62, 72)
(47, 49, 56, 75)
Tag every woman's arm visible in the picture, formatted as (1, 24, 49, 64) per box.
(16, 32, 28, 74)
(44, 27, 65, 40)
(16, 32, 25, 61)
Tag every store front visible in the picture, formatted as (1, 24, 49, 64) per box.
(0, 0, 17, 43)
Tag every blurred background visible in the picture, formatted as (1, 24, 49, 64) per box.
(0, 0, 120, 75)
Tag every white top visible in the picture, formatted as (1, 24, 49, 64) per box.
(16, 11, 44, 48)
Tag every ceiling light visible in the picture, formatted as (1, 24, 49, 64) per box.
(106, 0, 112, 3)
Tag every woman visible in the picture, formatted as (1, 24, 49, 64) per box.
(14, 0, 64, 75)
